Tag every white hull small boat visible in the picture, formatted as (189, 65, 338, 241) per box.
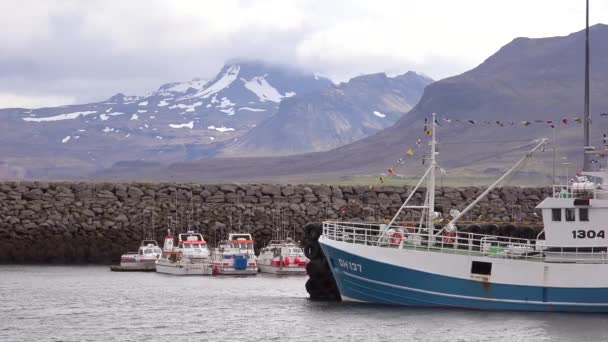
(111, 240, 162, 272)
(211, 233, 258, 275)
(258, 239, 308, 275)
(155, 261, 212, 275)
(156, 230, 213, 276)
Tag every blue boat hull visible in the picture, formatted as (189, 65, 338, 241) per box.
(320, 241, 608, 312)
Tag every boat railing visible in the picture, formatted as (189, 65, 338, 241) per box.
(322, 221, 608, 264)
(552, 184, 596, 199)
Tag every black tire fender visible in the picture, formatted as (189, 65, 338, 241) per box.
(304, 242, 322, 260)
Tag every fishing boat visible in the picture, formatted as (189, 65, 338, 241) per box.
(258, 238, 308, 275)
(110, 240, 162, 272)
(210, 233, 258, 275)
(319, 110, 608, 312)
(155, 230, 213, 275)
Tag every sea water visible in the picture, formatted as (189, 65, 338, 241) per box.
(1, 266, 608, 342)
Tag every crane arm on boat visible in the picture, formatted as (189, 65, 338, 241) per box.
(438, 138, 549, 236)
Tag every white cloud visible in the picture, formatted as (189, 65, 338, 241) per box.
(0, 92, 76, 108)
(0, 0, 607, 108)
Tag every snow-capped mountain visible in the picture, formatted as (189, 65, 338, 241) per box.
(222, 71, 433, 156)
(0, 60, 332, 178)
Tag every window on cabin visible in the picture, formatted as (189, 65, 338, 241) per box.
(552, 208, 562, 221)
(565, 208, 576, 222)
(471, 261, 492, 275)
(580, 208, 589, 221)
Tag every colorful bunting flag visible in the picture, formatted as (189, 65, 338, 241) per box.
(388, 167, 395, 174)
(468, 120, 476, 124)
(562, 118, 568, 125)
(574, 117, 582, 124)
(379, 176, 385, 183)
(416, 139, 422, 147)
(406, 148, 414, 156)
(521, 120, 531, 126)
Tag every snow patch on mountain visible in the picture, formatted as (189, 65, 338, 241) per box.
(218, 97, 235, 108)
(169, 121, 194, 129)
(22, 111, 97, 122)
(170, 102, 202, 112)
(130, 114, 138, 120)
(61, 136, 71, 143)
(242, 76, 285, 102)
(239, 107, 266, 112)
(156, 79, 207, 95)
(373, 111, 386, 118)
(208, 125, 235, 133)
(220, 108, 235, 115)
(138, 101, 148, 106)
(158, 100, 169, 107)
(100, 114, 110, 121)
(187, 65, 240, 99)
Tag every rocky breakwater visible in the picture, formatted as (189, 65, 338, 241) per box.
(0, 181, 551, 263)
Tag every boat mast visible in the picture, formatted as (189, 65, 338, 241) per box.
(583, 0, 591, 170)
(427, 113, 438, 243)
(441, 138, 548, 233)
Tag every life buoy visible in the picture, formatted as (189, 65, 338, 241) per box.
(442, 231, 456, 244)
(389, 232, 403, 245)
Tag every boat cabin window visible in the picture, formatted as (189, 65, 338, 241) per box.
(183, 244, 191, 249)
(552, 209, 561, 221)
(579, 208, 589, 222)
(471, 261, 492, 276)
(144, 248, 155, 255)
(290, 248, 302, 254)
(565, 208, 576, 222)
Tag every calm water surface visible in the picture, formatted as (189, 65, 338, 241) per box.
(1, 266, 608, 342)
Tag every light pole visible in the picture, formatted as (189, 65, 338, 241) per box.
(562, 162, 573, 184)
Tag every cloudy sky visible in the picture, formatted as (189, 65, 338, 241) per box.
(1, 0, 607, 108)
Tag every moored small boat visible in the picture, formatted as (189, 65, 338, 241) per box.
(258, 238, 308, 275)
(155, 230, 213, 275)
(110, 240, 162, 272)
(211, 233, 258, 275)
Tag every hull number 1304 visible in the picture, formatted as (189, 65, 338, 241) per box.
(572, 230, 605, 239)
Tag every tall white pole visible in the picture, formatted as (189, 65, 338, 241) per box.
(428, 113, 437, 246)
(553, 126, 557, 184)
(583, 0, 591, 170)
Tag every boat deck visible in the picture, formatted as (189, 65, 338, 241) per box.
(322, 221, 608, 264)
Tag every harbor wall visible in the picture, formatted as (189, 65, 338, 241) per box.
(0, 181, 551, 263)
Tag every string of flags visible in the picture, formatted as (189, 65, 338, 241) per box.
(367, 112, 608, 190)
(430, 113, 608, 128)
